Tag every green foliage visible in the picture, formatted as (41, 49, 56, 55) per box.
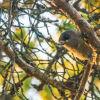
(40, 85, 54, 100)
(13, 28, 26, 42)
(22, 77, 32, 92)
(57, 19, 77, 34)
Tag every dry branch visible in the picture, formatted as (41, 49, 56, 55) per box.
(0, 39, 74, 93)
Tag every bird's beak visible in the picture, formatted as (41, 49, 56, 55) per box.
(59, 41, 66, 46)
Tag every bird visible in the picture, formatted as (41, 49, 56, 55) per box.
(59, 30, 92, 60)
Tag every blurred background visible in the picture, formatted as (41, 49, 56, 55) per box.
(0, 0, 100, 100)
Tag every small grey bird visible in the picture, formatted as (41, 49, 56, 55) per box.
(59, 30, 92, 60)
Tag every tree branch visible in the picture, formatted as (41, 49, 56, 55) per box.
(0, 39, 75, 93)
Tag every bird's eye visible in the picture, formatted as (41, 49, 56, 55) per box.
(59, 31, 71, 42)
(63, 34, 70, 41)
